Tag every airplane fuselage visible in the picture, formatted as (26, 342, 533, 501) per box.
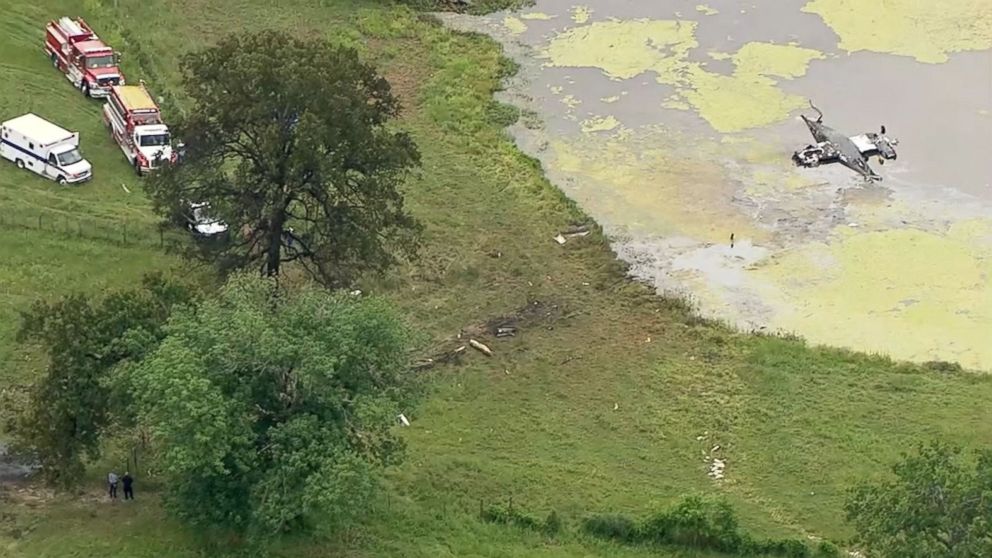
(800, 115, 879, 180)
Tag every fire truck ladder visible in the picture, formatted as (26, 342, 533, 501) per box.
(58, 17, 86, 36)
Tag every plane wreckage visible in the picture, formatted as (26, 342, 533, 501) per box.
(792, 101, 898, 181)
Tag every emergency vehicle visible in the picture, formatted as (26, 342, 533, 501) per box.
(0, 113, 92, 184)
(103, 83, 175, 174)
(44, 17, 124, 98)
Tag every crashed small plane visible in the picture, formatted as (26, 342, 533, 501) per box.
(792, 101, 898, 181)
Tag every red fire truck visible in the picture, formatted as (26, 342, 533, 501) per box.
(103, 83, 176, 174)
(44, 17, 124, 99)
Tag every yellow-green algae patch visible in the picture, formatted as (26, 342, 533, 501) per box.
(803, 0, 992, 63)
(680, 43, 824, 132)
(732, 42, 826, 79)
(521, 12, 555, 20)
(571, 5, 592, 24)
(550, 126, 767, 242)
(545, 20, 824, 131)
(580, 115, 620, 133)
(754, 221, 992, 369)
(544, 19, 699, 80)
(503, 16, 527, 34)
(696, 4, 719, 15)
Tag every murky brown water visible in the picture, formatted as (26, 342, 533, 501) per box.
(438, 0, 992, 369)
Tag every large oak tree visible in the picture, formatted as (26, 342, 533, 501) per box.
(120, 274, 412, 534)
(149, 30, 421, 287)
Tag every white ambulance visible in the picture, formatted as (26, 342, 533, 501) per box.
(0, 113, 92, 184)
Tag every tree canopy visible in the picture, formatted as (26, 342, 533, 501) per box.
(120, 274, 412, 534)
(14, 274, 195, 486)
(147, 30, 422, 287)
(845, 442, 992, 557)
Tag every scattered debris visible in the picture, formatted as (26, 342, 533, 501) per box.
(397, 413, 411, 427)
(469, 339, 493, 357)
(495, 326, 517, 338)
(121, 183, 130, 193)
(412, 345, 466, 371)
(350, 289, 362, 296)
(613, 402, 619, 411)
(554, 224, 592, 245)
(711, 445, 721, 452)
(488, 250, 502, 258)
(709, 458, 726, 480)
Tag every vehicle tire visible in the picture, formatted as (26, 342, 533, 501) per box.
(57, 176, 68, 185)
(82, 83, 90, 98)
(15, 159, 25, 169)
(134, 159, 142, 177)
(50, 53, 58, 68)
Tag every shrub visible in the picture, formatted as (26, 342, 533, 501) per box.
(662, 495, 743, 551)
(816, 540, 841, 557)
(582, 514, 639, 543)
(543, 510, 563, 536)
(482, 503, 539, 531)
(582, 495, 825, 557)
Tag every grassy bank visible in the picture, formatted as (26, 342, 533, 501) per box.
(2, 1, 990, 556)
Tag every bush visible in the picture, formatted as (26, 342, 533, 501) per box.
(661, 495, 743, 551)
(816, 540, 841, 557)
(482, 503, 539, 531)
(582, 514, 639, 543)
(543, 510, 563, 536)
(581, 495, 831, 557)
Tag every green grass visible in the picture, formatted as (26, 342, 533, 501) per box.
(1, 0, 991, 557)
(0, 0, 184, 391)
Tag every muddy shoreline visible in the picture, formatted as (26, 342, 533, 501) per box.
(437, 1, 992, 369)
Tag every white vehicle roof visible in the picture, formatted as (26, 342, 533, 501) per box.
(2, 114, 75, 146)
(135, 124, 170, 134)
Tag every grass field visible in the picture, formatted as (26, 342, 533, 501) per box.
(2, 0, 991, 556)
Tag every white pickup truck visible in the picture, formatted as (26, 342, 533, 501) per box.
(0, 113, 92, 184)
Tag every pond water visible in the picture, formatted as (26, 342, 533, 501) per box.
(439, 0, 992, 369)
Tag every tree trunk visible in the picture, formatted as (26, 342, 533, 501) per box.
(266, 211, 286, 277)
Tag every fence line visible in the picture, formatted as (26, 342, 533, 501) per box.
(0, 209, 186, 249)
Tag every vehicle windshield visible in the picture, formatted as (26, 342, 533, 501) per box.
(85, 54, 116, 69)
(138, 133, 170, 147)
(57, 148, 83, 166)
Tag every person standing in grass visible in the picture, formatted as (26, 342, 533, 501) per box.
(107, 471, 119, 500)
(122, 471, 134, 501)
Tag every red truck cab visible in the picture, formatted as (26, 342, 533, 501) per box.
(103, 83, 176, 174)
(44, 17, 124, 99)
